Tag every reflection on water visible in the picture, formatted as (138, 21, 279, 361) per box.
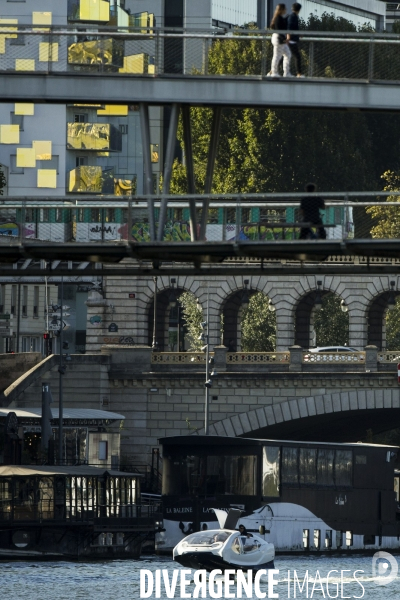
(1, 554, 400, 599)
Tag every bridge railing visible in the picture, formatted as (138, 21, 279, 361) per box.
(1, 192, 399, 245)
(1, 27, 400, 83)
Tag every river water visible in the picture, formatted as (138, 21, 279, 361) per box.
(2, 554, 400, 599)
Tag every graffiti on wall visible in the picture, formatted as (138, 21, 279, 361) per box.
(0, 222, 19, 237)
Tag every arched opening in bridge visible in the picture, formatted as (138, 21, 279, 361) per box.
(367, 292, 400, 350)
(147, 287, 188, 351)
(295, 290, 349, 348)
(221, 289, 276, 352)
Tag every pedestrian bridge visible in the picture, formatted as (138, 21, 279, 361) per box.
(0, 28, 400, 111)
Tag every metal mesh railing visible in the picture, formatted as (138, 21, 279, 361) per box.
(1, 191, 400, 245)
(1, 28, 400, 83)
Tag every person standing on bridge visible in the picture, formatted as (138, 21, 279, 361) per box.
(268, 4, 292, 78)
(287, 3, 304, 77)
(299, 183, 327, 240)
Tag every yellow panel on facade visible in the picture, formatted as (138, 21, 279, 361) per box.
(80, 0, 110, 22)
(97, 105, 128, 116)
(119, 54, 147, 74)
(32, 12, 52, 25)
(15, 59, 35, 71)
(15, 103, 34, 116)
(37, 169, 57, 188)
(0, 36, 5, 54)
(100, 0, 110, 22)
(33, 141, 52, 160)
(39, 42, 59, 62)
(0, 124, 20, 144)
(16, 147, 36, 168)
(0, 19, 18, 39)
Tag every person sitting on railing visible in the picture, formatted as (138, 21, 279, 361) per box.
(267, 4, 292, 78)
(287, 3, 304, 77)
(299, 183, 327, 240)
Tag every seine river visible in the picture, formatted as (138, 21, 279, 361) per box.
(2, 554, 400, 599)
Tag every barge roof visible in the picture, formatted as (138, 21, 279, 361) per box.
(0, 465, 143, 477)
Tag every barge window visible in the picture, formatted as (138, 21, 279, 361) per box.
(262, 446, 280, 497)
(299, 448, 317, 485)
(207, 455, 257, 495)
(335, 450, 352, 487)
(346, 531, 353, 547)
(356, 455, 367, 465)
(325, 530, 332, 548)
(282, 447, 298, 484)
(317, 450, 335, 486)
(163, 455, 257, 496)
(0, 480, 12, 520)
(314, 529, 321, 550)
(336, 531, 343, 548)
(303, 529, 309, 550)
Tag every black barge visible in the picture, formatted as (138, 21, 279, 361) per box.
(0, 464, 159, 559)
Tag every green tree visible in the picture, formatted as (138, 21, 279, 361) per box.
(0, 164, 6, 195)
(314, 294, 349, 346)
(178, 292, 203, 351)
(171, 16, 375, 199)
(241, 292, 276, 351)
(386, 298, 400, 350)
(367, 170, 400, 238)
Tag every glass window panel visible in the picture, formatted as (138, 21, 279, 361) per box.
(0, 124, 20, 144)
(11, 112, 24, 131)
(15, 59, 35, 71)
(299, 448, 317, 485)
(262, 446, 280, 497)
(282, 447, 298, 485)
(37, 169, 57, 188)
(207, 455, 257, 495)
(10, 154, 24, 174)
(335, 450, 352, 487)
(38, 156, 59, 173)
(39, 42, 59, 62)
(16, 147, 35, 168)
(317, 449, 335, 486)
(15, 103, 34, 116)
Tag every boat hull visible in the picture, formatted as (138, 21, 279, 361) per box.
(175, 551, 275, 572)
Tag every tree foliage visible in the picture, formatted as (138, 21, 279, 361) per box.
(178, 292, 203, 351)
(386, 298, 400, 350)
(314, 294, 349, 346)
(0, 164, 6, 195)
(241, 292, 276, 351)
(367, 170, 400, 238)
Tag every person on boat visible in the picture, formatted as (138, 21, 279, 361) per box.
(238, 524, 252, 537)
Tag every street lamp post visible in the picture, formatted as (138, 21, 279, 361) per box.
(198, 288, 216, 435)
(58, 277, 64, 465)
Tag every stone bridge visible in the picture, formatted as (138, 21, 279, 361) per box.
(2, 345, 400, 466)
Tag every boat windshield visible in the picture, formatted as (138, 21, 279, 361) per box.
(184, 531, 230, 546)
